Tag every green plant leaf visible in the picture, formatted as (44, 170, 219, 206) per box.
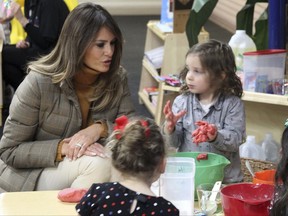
(186, 0, 218, 47)
(253, 7, 268, 50)
(236, 0, 268, 49)
(236, 4, 255, 35)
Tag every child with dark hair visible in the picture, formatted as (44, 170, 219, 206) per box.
(163, 39, 246, 183)
(270, 120, 288, 216)
(76, 116, 179, 216)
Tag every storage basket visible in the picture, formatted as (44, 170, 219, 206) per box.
(240, 157, 277, 182)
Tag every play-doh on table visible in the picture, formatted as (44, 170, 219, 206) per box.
(0, 190, 77, 216)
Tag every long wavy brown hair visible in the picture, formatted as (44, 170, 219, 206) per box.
(179, 39, 243, 98)
(27, 3, 125, 112)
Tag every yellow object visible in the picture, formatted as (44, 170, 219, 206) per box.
(9, 0, 78, 45)
(9, 0, 26, 44)
(64, 0, 79, 11)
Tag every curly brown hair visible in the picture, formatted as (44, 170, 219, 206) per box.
(179, 39, 243, 97)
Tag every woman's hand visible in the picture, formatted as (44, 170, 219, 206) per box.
(61, 124, 106, 160)
(163, 100, 186, 134)
(16, 40, 30, 48)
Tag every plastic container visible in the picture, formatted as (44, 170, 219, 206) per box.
(171, 152, 230, 199)
(243, 49, 287, 93)
(221, 183, 274, 216)
(253, 169, 276, 185)
(228, 30, 256, 83)
(196, 182, 223, 215)
(239, 135, 265, 160)
(261, 133, 280, 163)
(160, 157, 195, 216)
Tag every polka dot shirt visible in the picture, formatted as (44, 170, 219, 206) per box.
(75, 182, 179, 216)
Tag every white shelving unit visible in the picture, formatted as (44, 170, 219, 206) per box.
(138, 20, 188, 125)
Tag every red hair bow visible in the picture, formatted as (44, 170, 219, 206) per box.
(114, 115, 129, 139)
(140, 120, 150, 138)
(114, 115, 150, 139)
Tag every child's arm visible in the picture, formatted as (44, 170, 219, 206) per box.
(163, 100, 186, 134)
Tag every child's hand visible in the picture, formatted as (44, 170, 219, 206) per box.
(192, 121, 217, 145)
(163, 100, 186, 134)
(206, 123, 217, 141)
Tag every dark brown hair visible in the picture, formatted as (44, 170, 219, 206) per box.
(270, 126, 288, 216)
(179, 39, 243, 97)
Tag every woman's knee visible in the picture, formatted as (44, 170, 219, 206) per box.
(71, 156, 112, 188)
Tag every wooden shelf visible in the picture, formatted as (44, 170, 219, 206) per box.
(138, 91, 156, 116)
(241, 91, 288, 144)
(142, 58, 161, 81)
(147, 20, 168, 41)
(162, 84, 180, 92)
(242, 91, 288, 106)
(138, 20, 188, 124)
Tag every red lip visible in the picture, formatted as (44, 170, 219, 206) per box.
(103, 60, 111, 64)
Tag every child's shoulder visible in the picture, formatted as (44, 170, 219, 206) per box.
(221, 94, 242, 103)
(217, 94, 243, 108)
(175, 92, 193, 101)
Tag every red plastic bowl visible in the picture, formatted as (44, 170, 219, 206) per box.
(221, 183, 274, 216)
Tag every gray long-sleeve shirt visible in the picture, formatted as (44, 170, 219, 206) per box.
(164, 93, 246, 183)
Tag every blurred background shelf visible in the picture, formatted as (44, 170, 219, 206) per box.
(243, 91, 288, 106)
(138, 20, 188, 125)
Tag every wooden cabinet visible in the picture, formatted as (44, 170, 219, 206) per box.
(138, 20, 188, 125)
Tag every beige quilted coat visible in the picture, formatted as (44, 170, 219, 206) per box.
(0, 70, 135, 192)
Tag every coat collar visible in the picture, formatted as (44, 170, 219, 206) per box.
(192, 93, 224, 111)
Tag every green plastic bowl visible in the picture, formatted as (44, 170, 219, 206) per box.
(172, 152, 230, 198)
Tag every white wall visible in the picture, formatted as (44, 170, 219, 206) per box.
(78, 1, 268, 34)
(78, 0, 161, 15)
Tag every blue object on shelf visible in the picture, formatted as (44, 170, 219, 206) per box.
(268, 0, 286, 49)
(160, 0, 173, 24)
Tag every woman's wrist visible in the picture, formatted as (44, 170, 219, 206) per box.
(19, 17, 29, 28)
(94, 120, 108, 138)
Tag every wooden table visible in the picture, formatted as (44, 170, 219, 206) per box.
(0, 190, 224, 216)
(0, 190, 77, 216)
